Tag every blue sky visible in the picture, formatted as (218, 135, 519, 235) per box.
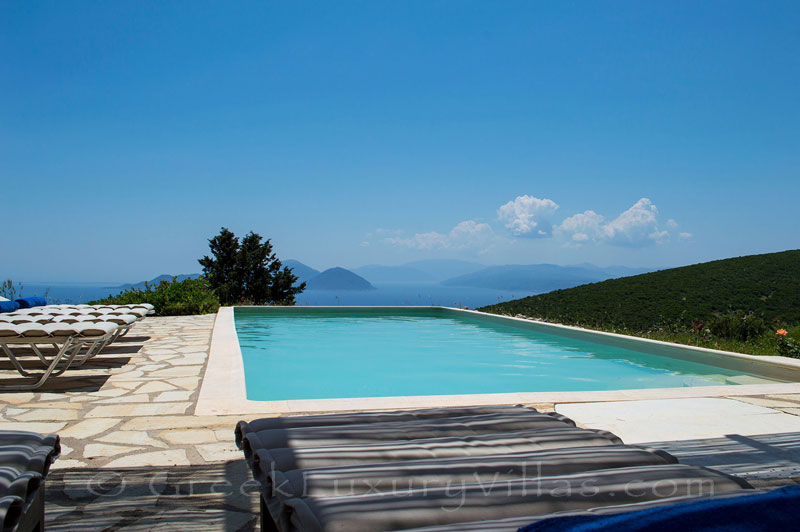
(2, 1, 799, 282)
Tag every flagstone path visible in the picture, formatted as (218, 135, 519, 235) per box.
(0, 314, 264, 530)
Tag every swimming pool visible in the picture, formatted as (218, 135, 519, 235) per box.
(234, 307, 794, 402)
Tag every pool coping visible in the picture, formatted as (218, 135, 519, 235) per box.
(195, 306, 800, 416)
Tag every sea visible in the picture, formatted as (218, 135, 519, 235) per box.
(13, 282, 528, 309)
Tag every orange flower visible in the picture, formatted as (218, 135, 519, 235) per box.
(777, 329, 789, 337)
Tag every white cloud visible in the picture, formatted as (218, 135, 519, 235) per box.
(557, 210, 605, 243)
(374, 196, 690, 253)
(557, 198, 673, 247)
(497, 195, 559, 237)
(603, 198, 665, 245)
(385, 220, 496, 251)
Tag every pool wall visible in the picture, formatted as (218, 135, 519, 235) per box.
(196, 306, 800, 416)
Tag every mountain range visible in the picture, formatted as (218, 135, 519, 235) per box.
(120, 259, 652, 296)
(285, 260, 652, 294)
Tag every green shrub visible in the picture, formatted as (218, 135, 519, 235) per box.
(91, 277, 220, 316)
(776, 327, 800, 358)
(708, 311, 767, 342)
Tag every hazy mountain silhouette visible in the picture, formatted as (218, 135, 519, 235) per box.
(402, 259, 485, 282)
(353, 265, 434, 283)
(441, 264, 652, 292)
(305, 267, 376, 291)
(284, 259, 321, 283)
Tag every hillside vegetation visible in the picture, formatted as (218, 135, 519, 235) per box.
(481, 250, 800, 357)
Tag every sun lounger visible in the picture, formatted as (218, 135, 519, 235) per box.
(240, 412, 576, 456)
(239, 406, 757, 532)
(0, 430, 60, 532)
(12, 304, 154, 318)
(0, 314, 138, 359)
(2, 308, 145, 345)
(19, 308, 148, 318)
(0, 321, 120, 390)
(278, 464, 751, 532)
(250, 426, 624, 473)
(43, 304, 155, 315)
(0, 315, 57, 325)
(235, 405, 539, 447)
(259, 446, 678, 522)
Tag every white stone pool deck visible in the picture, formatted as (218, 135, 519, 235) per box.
(1, 312, 800, 530)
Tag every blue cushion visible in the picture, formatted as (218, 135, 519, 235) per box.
(0, 301, 20, 313)
(14, 296, 48, 309)
(518, 485, 800, 532)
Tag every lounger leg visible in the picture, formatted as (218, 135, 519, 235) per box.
(49, 341, 90, 376)
(71, 341, 99, 367)
(31, 344, 51, 365)
(1, 344, 36, 377)
(72, 332, 115, 366)
(0, 338, 83, 391)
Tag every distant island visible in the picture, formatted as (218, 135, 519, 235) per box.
(285, 259, 650, 293)
(118, 260, 654, 296)
(304, 267, 375, 291)
(282, 260, 321, 284)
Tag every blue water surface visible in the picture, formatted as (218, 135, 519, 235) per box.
(235, 309, 782, 401)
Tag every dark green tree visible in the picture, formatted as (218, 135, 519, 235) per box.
(198, 228, 241, 304)
(199, 227, 305, 305)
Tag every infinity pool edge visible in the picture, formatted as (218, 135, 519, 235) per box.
(195, 306, 800, 416)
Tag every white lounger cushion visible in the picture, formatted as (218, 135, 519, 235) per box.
(51, 314, 137, 326)
(51, 315, 96, 323)
(101, 314, 138, 325)
(49, 322, 118, 337)
(13, 324, 53, 337)
(0, 324, 19, 337)
(0, 315, 55, 325)
(1, 314, 137, 326)
(100, 309, 146, 318)
(7, 309, 39, 315)
(26, 303, 152, 310)
(0, 322, 118, 338)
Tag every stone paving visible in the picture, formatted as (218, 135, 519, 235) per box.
(1, 313, 800, 530)
(0, 314, 261, 531)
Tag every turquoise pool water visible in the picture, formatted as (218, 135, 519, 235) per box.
(235, 308, 786, 401)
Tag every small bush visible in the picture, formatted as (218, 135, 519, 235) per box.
(708, 311, 767, 342)
(776, 327, 800, 358)
(91, 277, 220, 316)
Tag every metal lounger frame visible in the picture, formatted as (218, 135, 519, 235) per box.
(0, 330, 117, 391)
